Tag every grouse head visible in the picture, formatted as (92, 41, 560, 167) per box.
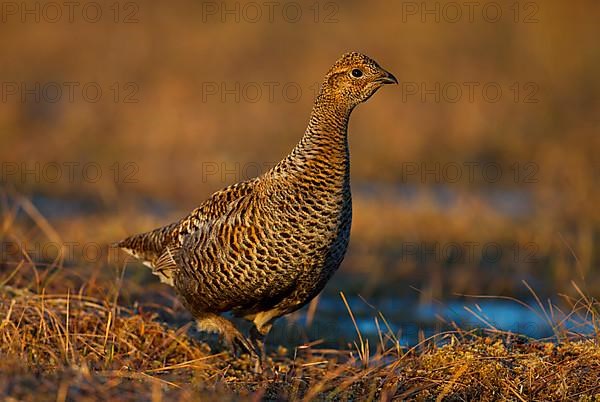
(321, 52, 397, 109)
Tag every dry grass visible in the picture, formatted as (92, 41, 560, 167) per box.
(1, 281, 600, 401)
(1, 0, 598, 299)
(1, 195, 600, 400)
(1, 0, 598, 399)
(1, 175, 600, 400)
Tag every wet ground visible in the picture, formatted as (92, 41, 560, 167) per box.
(281, 294, 594, 349)
(9, 188, 588, 351)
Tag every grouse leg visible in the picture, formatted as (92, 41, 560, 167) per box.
(249, 323, 272, 373)
(196, 313, 257, 357)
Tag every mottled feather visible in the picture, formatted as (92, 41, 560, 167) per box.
(116, 52, 397, 356)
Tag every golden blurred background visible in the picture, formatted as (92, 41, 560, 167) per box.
(1, 0, 598, 302)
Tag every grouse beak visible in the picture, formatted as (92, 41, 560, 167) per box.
(377, 71, 398, 85)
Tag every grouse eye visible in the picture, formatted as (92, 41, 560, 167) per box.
(351, 69, 363, 78)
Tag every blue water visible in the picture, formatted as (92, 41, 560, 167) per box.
(286, 296, 596, 347)
(354, 183, 534, 218)
(27, 184, 534, 220)
(15, 192, 586, 349)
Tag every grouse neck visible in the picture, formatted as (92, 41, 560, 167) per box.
(267, 91, 353, 184)
(289, 91, 353, 163)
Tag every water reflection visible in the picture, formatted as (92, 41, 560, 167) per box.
(283, 296, 595, 347)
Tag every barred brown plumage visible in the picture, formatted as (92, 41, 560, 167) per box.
(116, 52, 397, 364)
